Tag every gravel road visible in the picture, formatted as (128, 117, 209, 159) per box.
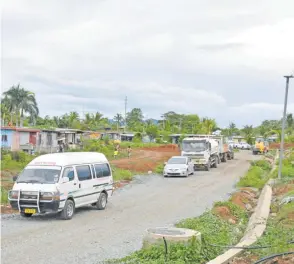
(1, 151, 259, 264)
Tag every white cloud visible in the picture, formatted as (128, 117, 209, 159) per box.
(2, 0, 294, 127)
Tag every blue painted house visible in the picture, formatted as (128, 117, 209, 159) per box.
(1, 127, 13, 149)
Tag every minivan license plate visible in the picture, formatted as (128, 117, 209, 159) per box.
(24, 208, 36, 214)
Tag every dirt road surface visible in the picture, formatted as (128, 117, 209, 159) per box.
(1, 151, 259, 264)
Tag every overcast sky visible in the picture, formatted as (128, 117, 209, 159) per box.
(2, 0, 294, 127)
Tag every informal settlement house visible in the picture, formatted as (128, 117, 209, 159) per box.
(1, 127, 84, 153)
(1, 126, 40, 153)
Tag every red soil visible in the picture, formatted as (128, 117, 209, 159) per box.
(111, 144, 180, 172)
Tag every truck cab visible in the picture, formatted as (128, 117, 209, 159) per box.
(181, 137, 219, 171)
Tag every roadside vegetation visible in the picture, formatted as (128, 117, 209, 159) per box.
(232, 179, 294, 263)
(237, 160, 272, 189)
(107, 152, 275, 263)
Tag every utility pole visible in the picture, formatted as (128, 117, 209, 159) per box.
(124, 96, 127, 132)
(278, 75, 293, 179)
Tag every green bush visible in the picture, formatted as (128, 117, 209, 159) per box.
(1, 187, 9, 204)
(251, 160, 271, 171)
(155, 163, 164, 174)
(237, 166, 269, 189)
(112, 167, 133, 181)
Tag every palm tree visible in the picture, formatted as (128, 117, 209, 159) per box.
(243, 125, 254, 145)
(202, 118, 216, 134)
(1, 97, 13, 125)
(228, 122, 237, 136)
(113, 113, 123, 131)
(68, 111, 79, 127)
(2, 84, 39, 127)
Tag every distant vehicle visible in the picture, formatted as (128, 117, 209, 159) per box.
(181, 136, 219, 171)
(240, 142, 251, 150)
(211, 135, 234, 161)
(8, 152, 113, 220)
(163, 156, 194, 177)
(252, 138, 269, 155)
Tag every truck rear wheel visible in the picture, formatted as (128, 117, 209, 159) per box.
(213, 160, 217, 168)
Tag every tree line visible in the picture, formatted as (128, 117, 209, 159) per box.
(1, 85, 293, 143)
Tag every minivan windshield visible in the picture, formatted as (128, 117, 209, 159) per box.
(168, 158, 187, 164)
(17, 166, 62, 184)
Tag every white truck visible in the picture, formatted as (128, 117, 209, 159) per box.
(181, 136, 220, 171)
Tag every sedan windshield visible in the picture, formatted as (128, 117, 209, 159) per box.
(17, 167, 62, 184)
(168, 158, 187, 164)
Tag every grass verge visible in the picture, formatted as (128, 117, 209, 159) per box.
(232, 179, 294, 264)
(106, 151, 275, 263)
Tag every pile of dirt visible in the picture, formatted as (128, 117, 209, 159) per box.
(231, 188, 258, 210)
(111, 146, 180, 172)
(213, 206, 237, 224)
(273, 183, 294, 196)
(264, 256, 294, 264)
(269, 143, 294, 149)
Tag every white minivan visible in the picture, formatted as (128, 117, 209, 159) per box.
(8, 152, 114, 220)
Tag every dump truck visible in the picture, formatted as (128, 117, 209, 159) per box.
(252, 138, 269, 155)
(181, 136, 219, 171)
(210, 135, 234, 161)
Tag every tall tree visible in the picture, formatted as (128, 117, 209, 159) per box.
(126, 108, 143, 129)
(243, 125, 254, 144)
(201, 118, 217, 134)
(113, 113, 123, 131)
(2, 84, 39, 127)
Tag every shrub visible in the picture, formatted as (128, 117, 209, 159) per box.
(155, 163, 164, 174)
(112, 167, 133, 181)
(1, 187, 9, 204)
(251, 160, 271, 171)
(237, 166, 269, 189)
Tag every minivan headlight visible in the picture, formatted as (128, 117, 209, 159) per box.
(8, 190, 19, 199)
(40, 191, 60, 201)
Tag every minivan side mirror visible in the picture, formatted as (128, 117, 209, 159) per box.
(13, 176, 18, 182)
(62, 177, 69, 183)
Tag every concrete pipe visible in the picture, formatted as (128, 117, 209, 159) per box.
(143, 227, 201, 248)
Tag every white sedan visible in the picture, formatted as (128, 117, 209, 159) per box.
(163, 156, 194, 177)
(240, 142, 251, 150)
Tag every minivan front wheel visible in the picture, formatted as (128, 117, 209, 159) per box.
(61, 199, 75, 220)
(96, 192, 107, 210)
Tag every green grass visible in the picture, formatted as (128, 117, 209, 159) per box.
(237, 166, 270, 189)
(1, 187, 9, 204)
(155, 163, 164, 174)
(108, 201, 249, 264)
(112, 167, 134, 181)
(241, 199, 294, 259)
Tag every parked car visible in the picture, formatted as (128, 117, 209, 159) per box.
(240, 142, 251, 150)
(163, 156, 194, 177)
(8, 152, 113, 220)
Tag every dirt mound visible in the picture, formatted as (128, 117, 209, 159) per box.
(273, 184, 294, 196)
(141, 144, 179, 152)
(111, 146, 180, 172)
(270, 143, 294, 149)
(264, 256, 294, 264)
(231, 188, 258, 210)
(213, 206, 237, 223)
